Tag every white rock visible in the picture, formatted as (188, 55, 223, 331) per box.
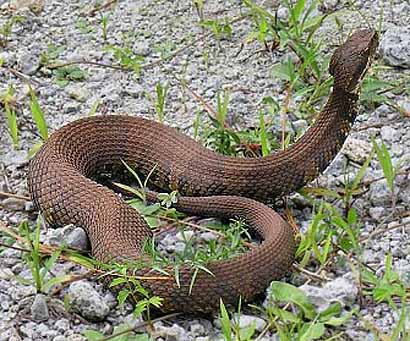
(68, 281, 110, 321)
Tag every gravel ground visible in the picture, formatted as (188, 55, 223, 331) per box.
(1, 0, 410, 340)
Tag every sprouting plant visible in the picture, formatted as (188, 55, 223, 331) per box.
(105, 45, 145, 75)
(201, 18, 232, 44)
(0, 16, 25, 47)
(203, 90, 241, 155)
(219, 298, 256, 341)
(371, 137, 396, 195)
(109, 265, 163, 322)
(29, 86, 48, 141)
(146, 82, 170, 122)
(53, 66, 87, 87)
(100, 13, 110, 41)
(75, 18, 95, 34)
(253, 281, 355, 340)
(39, 43, 66, 66)
(112, 160, 158, 203)
(1, 84, 19, 149)
(16, 220, 62, 293)
(362, 254, 407, 310)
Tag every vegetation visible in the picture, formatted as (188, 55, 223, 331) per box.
(0, 0, 408, 340)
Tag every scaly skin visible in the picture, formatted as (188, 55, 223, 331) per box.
(28, 29, 378, 314)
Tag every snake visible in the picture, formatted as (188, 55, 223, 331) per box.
(27, 29, 378, 314)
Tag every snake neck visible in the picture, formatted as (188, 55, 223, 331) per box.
(274, 86, 360, 188)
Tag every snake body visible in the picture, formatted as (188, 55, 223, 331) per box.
(28, 29, 378, 314)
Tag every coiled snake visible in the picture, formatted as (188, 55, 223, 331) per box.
(28, 29, 378, 314)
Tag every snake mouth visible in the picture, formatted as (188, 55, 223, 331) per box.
(349, 30, 379, 94)
(330, 28, 379, 94)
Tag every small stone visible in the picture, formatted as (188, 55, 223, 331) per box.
(234, 314, 267, 333)
(18, 52, 40, 75)
(0, 267, 14, 280)
(68, 281, 110, 321)
(55, 318, 70, 333)
(369, 181, 392, 207)
(64, 102, 81, 113)
(342, 138, 372, 163)
(277, 6, 289, 20)
(176, 230, 194, 242)
(201, 231, 218, 242)
(2, 150, 27, 167)
(66, 85, 90, 102)
(154, 323, 189, 341)
(65, 227, 90, 251)
(368, 207, 386, 221)
(133, 41, 151, 56)
(380, 126, 398, 142)
(379, 26, 410, 68)
(1, 197, 26, 211)
(299, 276, 358, 312)
(293, 119, 308, 134)
(53, 336, 67, 341)
(25, 201, 34, 211)
(189, 322, 205, 336)
(31, 294, 49, 321)
(123, 84, 144, 98)
(0, 294, 10, 310)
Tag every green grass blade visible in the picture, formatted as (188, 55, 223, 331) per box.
(219, 299, 232, 341)
(29, 86, 48, 140)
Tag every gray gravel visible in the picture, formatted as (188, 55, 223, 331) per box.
(1, 0, 410, 340)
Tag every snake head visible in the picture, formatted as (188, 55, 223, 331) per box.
(329, 29, 379, 93)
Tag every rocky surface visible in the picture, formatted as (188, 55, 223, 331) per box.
(1, 0, 410, 340)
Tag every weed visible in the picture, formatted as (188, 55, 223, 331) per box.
(16, 220, 62, 293)
(53, 66, 87, 87)
(146, 82, 170, 122)
(0, 16, 25, 47)
(201, 18, 232, 45)
(372, 138, 395, 195)
(105, 45, 144, 76)
(109, 264, 163, 321)
(39, 43, 66, 66)
(253, 281, 355, 340)
(100, 13, 110, 41)
(29, 86, 48, 141)
(75, 18, 95, 34)
(362, 254, 406, 309)
(1, 84, 19, 149)
(219, 298, 256, 341)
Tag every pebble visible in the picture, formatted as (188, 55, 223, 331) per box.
(31, 294, 49, 321)
(379, 26, 410, 68)
(65, 227, 90, 251)
(380, 126, 398, 142)
(299, 276, 358, 312)
(1, 197, 26, 211)
(154, 323, 189, 341)
(66, 84, 91, 102)
(68, 281, 110, 321)
(342, 137, 373, 163)
(175, 230, 194, 242)
(234, 314, 267, 333)
(368, 207, 386, 221)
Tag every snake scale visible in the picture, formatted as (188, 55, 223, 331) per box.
(28, 29, 378, 314)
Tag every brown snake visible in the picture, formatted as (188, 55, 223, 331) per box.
(28, 29, 378, 314)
